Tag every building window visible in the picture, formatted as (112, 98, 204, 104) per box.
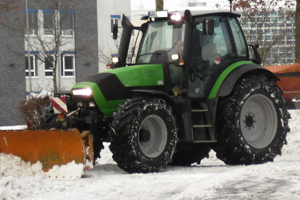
(61, 10, 75, 35)
(24, 9, 38, 35)
(45, 56, 54, 77)
(25, 55, 37, 77)
(61, 55, 75, 76)
(44, 10, 55, 35)
(111, 15, 120, 33)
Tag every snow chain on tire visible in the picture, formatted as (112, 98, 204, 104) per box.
(109, 97, 178, 173)
(214, 74, 290, 165)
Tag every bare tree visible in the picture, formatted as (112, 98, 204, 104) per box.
(0, 0, 19, 20)
(98, 41, 120, 65)
(233, 0, 295, 65)
(25, 0, 76, 92)
(156, 0, 163, 11)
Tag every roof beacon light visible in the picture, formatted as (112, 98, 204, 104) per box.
(170, 12, 182, 21)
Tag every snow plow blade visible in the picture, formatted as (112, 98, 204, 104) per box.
(264, 63, 300, 108)
(0, 129, 93, 171)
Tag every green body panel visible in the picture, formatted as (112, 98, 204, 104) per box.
(208, 61, 254, 99)
(72, 64, 165, 117)
(107, 64, 165, 87)
(72, 82, 125, 117)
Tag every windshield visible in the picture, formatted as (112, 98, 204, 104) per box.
(136, 21, 185, 64)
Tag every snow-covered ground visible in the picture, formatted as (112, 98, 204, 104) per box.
(1, 110, 300, 200)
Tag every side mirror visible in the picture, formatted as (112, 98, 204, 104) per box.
(203, 19, 214, 35)
(112, 24, 118, 40)
(248, 44, 262, 65)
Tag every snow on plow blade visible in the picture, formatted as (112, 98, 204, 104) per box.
(0, 128, 92, 171)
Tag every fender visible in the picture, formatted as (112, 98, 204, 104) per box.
(208, 61, 279, 99)
(218, 64, 279, 97)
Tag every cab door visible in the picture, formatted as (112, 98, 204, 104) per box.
(188, 15, 248, 99)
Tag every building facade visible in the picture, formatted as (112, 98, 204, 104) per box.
(24, 0, 99, 92)
(241, 11, 295, 66)
(24, 0, 131, 91)
(0, 0, 130, 126)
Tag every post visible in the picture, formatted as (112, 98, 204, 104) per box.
(25, 0, 32, 93)
(228, 0, 233, 13)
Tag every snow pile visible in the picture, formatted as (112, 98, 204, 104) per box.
(46, 161, 84, 180)
(0, 154, 44, 178)
(27, 90, 54, 99)
(0, 125, 27, 130)
(0, 154, 45, 199)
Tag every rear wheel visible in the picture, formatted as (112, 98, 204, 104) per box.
(214, 74, 289, 165)
(109, 98, 178, 173)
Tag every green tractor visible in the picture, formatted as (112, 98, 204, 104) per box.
(41, 10, 289, 173)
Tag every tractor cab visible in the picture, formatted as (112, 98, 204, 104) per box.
(113, 10, 261, 100)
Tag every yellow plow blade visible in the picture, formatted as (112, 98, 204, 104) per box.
(0, 128, 93, 171)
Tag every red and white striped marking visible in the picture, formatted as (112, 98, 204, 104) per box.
(51, 97, 68, 114)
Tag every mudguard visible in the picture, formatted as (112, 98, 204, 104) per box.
(213, 63, 279, 98)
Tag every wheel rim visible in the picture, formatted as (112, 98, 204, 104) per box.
(240, 94, 278, 149)
(138, 115, 168, 158)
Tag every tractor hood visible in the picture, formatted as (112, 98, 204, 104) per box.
(71, 64, 165, 117)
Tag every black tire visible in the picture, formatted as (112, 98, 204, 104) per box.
(170, 143, 211, 166)
(109, 98, 178, 173)
(213, 74, 290, 165)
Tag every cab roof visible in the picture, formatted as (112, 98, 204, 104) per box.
(141, 9, 241, 20)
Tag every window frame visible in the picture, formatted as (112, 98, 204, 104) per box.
(61, 54, 75, 77)
(25, 54, 38, 77)
(60, 10, 75, 36)
(43, 10, 55, 36)
(24, 9, 38, 36)
(45, 55, 55, 77)
(111, 15, 121, 34)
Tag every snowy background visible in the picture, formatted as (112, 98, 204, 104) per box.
(1, 110, 300, 200)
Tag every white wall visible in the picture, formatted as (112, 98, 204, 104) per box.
(97, 0, 131, 73)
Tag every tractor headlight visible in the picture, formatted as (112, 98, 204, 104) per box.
(72, 88, 92, 97)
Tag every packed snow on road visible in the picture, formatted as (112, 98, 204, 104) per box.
(1, 110, 300, 200)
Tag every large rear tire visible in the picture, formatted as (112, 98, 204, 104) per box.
(213, 74, 289, 165)
(109, 98, 178, 173)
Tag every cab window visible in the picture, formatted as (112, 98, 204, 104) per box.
(228, 17, 248, 57)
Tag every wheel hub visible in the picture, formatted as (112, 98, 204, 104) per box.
(139, 129, 151, 143)
(138, 115, 168, 158)
(244, 113, 256, 130)
(240, 94, 278, 149)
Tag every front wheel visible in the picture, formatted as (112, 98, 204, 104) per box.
(109, 98, 178, 173)
(213, 74, 290, 165)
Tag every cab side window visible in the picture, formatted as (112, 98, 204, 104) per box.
(191, 17, 233, 70)
(228, 18, 247, 57)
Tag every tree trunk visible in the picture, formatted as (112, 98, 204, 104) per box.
(53, 59, 58, 93)
(295, 0, 300, 63)
(156, 0, 163, 11)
